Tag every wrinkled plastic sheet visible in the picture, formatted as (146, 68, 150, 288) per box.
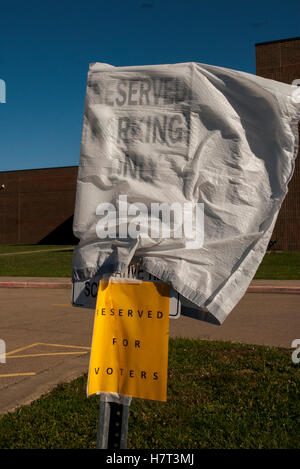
(72, 62, 300, 324)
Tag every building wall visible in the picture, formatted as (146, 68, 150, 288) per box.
(255, 37, 300, 250)
(0, 166, 78, 244)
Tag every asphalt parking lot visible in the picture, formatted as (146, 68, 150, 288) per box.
(0, 285, 299, 414)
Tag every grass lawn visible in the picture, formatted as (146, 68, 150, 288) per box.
(0, 246, 74, 277)
(0, 338, 298, 449)
(254, 251, 300, 280)
(0, 246, 299, 279)
(0, 245, 74, 254)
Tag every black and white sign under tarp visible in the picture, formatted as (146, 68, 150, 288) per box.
(71, 264, 181, 319)
(72, 62, 299, 324)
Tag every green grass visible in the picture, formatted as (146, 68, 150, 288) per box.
(0, 245, 74, 254)
(0, 247, 74, 277)
(0, 338, 299, 449)
(254, 252, 300, 280)
(0, 245, 299, 279)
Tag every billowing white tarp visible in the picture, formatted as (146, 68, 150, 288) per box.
(72, 62, 300, 324)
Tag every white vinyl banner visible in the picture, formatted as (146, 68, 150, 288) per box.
(72, 62, 300, 324)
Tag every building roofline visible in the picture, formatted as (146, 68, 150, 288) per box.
(255, 36, 300, 46)
(0, 165, 78, 174)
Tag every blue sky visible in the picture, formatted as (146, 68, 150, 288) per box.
(0, 0, 299, 172)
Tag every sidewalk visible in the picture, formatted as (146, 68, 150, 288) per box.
(0, 277, 300, 293)
(0, 277, 299, 414)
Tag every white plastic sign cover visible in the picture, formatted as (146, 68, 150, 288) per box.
(72, 62, 299, 324)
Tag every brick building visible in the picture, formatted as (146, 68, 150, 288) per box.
(0, 166, 78, 244)
(255, 37, 300, 250)
(0, 37, 299, 248)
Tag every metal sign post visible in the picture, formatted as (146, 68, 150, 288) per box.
(91, 277, 171, 449)
(96, 395, 132, 449)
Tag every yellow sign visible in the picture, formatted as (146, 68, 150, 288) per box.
(87, 279, 170, 402)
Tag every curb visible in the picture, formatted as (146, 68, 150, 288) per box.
(0, 281, 72, 289)
(247, 285, 300, 294)
(0, 281, 299, 294)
